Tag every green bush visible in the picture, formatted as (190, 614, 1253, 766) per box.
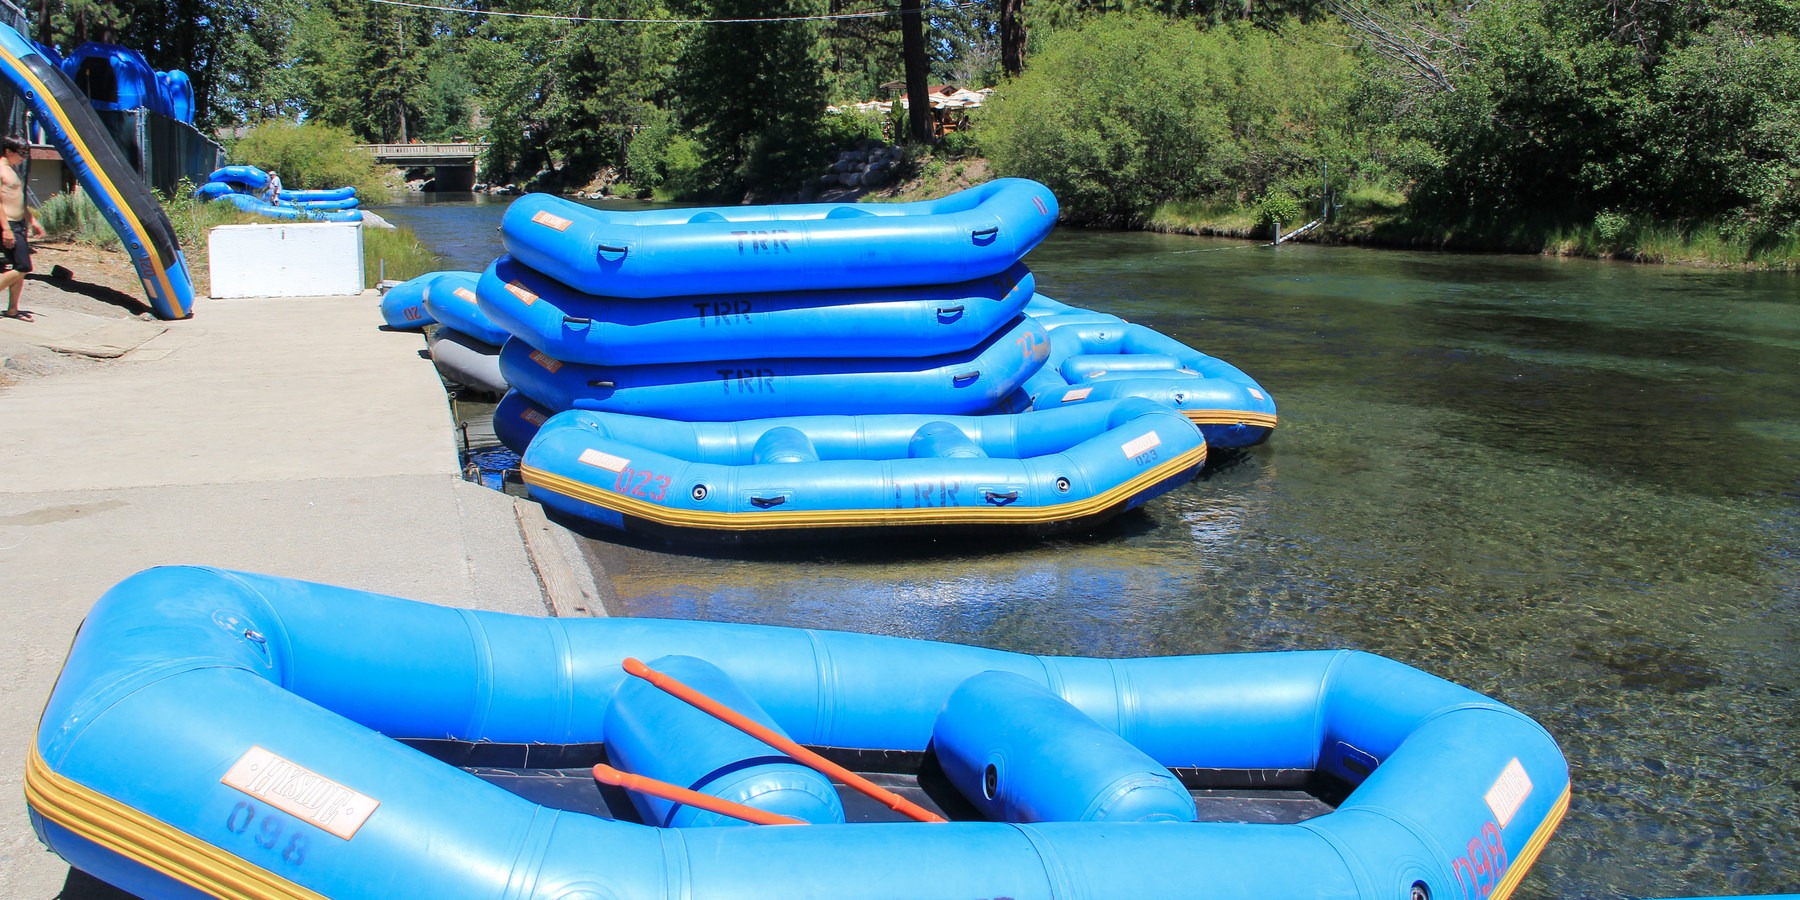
(625, 110, 709, 200)
(1255, 193, 1303, 229)
(36, 189, 121, 249)
(231, 121, 393, 204)
(979, 15, 1366, 225)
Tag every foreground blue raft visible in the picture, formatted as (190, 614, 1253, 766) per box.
(1023, 295, 1278, 449)
(522, 398, 1205, 541)
(478, 255, 1037, 366)
(30, 567, 1571, 900)
(501, 177, 1059, 299)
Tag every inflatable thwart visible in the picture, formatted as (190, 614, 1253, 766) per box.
(501, 177, 1060, 299)
(522, 397, 1206, 541)
(30, 567, 1571, 900)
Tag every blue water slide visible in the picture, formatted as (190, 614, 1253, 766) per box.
(29, 566, 1572, 900)
(501, 177, 1060, 299)
(478, 254, 1037, 366)
(60, 42, 160, 114)
(0, 25, 197, 319)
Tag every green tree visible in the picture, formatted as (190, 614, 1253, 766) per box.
(468, 0, 678, 186)
(671, 0, 832, 194)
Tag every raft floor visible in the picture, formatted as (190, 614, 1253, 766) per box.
(406, 740, 1341, 825)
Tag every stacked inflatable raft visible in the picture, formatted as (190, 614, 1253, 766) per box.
(29, 567, 1571, 900)
(388, 179, 1278, 541)
(194, 165, 364, 222)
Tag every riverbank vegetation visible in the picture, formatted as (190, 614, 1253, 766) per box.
(55, 0, 1800, 268)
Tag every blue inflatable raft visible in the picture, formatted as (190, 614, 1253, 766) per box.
(493, 389, 555, 454)
(499, 314, 1049, 421)
(376, 272, 445, 329)
(419, 270, 511, 347)
(0, 25, 197, 320)
(30, 567, 1571, 900)
(477, 255, 1037, 366)
(522, 397, 1205, 540)
(1023, 295, 1278, 449)
(213, 191, 365, 223)
(501, 178, 1059, 299)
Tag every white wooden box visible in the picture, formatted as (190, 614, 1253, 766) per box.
(208, 223, 365, 298)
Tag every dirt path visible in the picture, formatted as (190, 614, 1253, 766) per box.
(0, 242, 161, 389)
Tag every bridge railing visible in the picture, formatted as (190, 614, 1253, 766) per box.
(355, 143, 488, 161)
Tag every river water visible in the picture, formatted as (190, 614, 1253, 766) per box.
(374, 193, 1800, 899)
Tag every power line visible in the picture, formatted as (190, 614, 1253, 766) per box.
(363, 0, 974, 25)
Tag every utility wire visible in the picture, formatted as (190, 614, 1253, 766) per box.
(364, 0, 974, 25)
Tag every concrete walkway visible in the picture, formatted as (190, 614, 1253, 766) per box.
(0, 291, 606, 898)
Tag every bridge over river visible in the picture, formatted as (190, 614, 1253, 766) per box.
(355, 142, 488, 190)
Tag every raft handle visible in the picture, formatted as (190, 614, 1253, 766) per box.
(952, 370, 980, 385)
(622, 658, 947, 823)
(597, 243, 629, 256)
(749, 495, 786, 509)
(587, 380, 616, 390)
(563, 315, 593, 326)
(984, 490, 1020, 505)
(936, 304, 965, 318)
(971, 226, 999, 241)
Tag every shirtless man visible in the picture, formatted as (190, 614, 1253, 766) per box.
(0, 135, 46, 321)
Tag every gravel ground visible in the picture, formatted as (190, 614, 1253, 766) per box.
(0, 241, 163, 390)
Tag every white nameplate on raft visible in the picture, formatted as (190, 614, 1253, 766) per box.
(506, 281, 540, 305)
(532, 210, 573, 231)
(221, 746, 379, 840)
(579, 448, 630, 472)
(1121, 431, 1162, 459)
(1484, 758, 1532, 828)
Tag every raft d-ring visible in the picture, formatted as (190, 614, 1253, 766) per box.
(1410, 883, 1430, 900)
(691, 484, 709, 501)
(242, 629, 266, 645)
(1055, 477, 1071, 493)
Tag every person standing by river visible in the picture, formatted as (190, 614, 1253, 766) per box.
(0, 135, 46, 322)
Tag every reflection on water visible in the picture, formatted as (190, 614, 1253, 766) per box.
(382, 196, 1800, 898)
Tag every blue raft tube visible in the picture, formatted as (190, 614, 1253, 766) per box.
(1021, 294, 1278, 449)
(376, 271, 447, 329)
(521, 397, 1206, 541)
(420, 270, 512, 348)
(477, 254, 1038, 366)
(498, 313, 1050, 421)
(30, 567, 1571, 900)
(500, 177, 1060, 299)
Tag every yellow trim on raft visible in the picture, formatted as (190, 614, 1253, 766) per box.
(0, 43, 186, 318)
(524, 443, 1207, 531)
(1491, 785, 1572, 900)
(1184, 409, 1278, 429)
(25, 747, 326, 900)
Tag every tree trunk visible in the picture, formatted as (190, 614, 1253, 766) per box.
(899, 0, 933, 145)
(999, 0, 1026, 77)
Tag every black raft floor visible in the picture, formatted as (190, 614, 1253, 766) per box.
(402, 740, 1344, 826)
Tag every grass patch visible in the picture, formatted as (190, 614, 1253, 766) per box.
(362, 226, 444, 286)
(1147, 199, 1260, 238)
